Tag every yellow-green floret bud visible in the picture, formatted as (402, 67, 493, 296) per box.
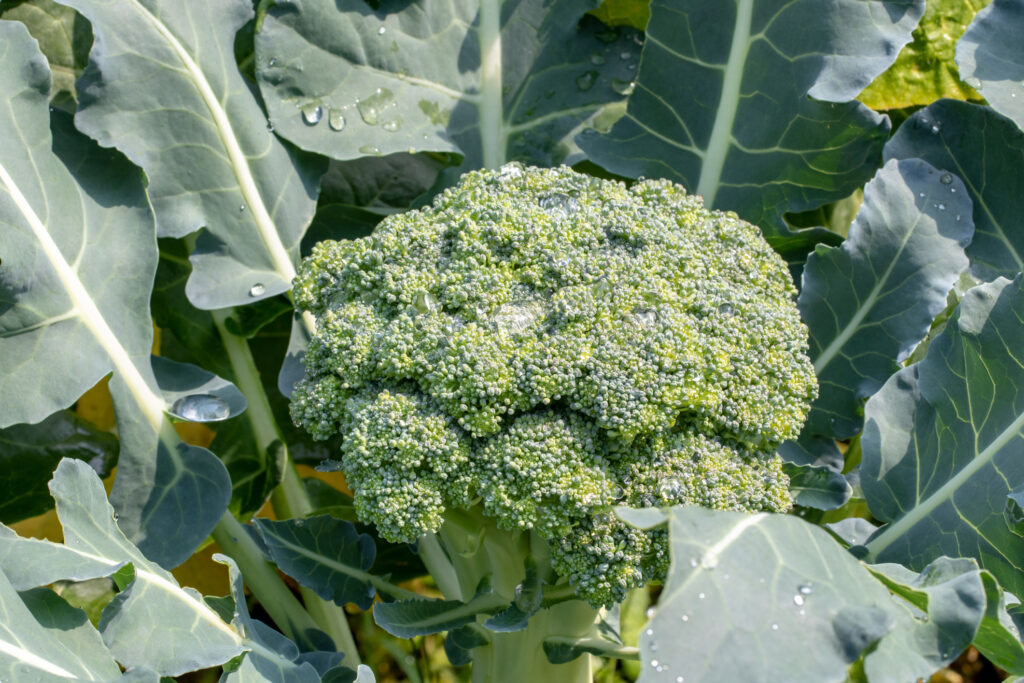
(291, 164, 817, 606)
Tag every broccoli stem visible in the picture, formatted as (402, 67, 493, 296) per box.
(419, 508, 598, 683)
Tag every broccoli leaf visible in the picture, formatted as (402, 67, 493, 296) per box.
(58, 0, 325, 309)
(885, 100, 1024, 281)
(373, 580, 509, 638)
(579, 0, 922, 262)
(861, 276, 1024, 600)
(0, 23, 231, 567)
(795, 158, 972, 444)
(254, 516, 396, 610)
(0, 460, 245, 676)
(0, 410, 118, 524)
(254, 0, 638, 170)
(641, 507, 997, 682)
(956, 0, 1024, 131)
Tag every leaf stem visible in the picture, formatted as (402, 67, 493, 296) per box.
(208, 308, 360, 663)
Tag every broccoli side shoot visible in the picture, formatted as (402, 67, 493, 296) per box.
(290, 164, 817, 606)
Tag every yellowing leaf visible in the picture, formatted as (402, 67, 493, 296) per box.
(859, 0, 990, 110)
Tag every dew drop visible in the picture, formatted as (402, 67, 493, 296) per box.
(965, 76, 982, 90)
(677, 677, 685, 683)
(697, 592, 705, 600)
(268, 57, 278, 67)
(793, 595, 805, 606)
(359, 144, 382, 155)
(771, 623, 779, 631)
(798, 583, 813, 595)
(357, 88, 397, 126)
(171, 394, 231, 422)
(413, 289, 439, 314)
(650, 660, 660, 668)
(538, 193, 579, 219)
(650, 643, 659, 652)
(576, 70, 598, 91)
(329, 109, 346, 131)
(498, 162, 524, 180)
(937, 203, 946, 211)
(646, 606, 658, 619)
(382, 119, 401, 132)
(689, 557, 699, 568)
(645, 628, 654, 636)
(611, 78, 635, 95)
(930, 124, 941, 134)
(700, 552, 719, 569)
(301, 102, 323, 125)
(940, 173, 954, 185)
(249, 283, 266, 297)
(620, 51, 632, 60)
(590, 53, 606, 65)
(112, 512, 119, 521)
(681, 614, 689, 622)
(717, 302, 734, 316)
(239, 204, 245, 211)
(919, 192, 926, 198)
(378, 25, 386, 35)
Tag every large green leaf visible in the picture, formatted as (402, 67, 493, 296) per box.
(254, 516, 415, 609)
(858, 0, 989, 110)
(0, 460, 245, 676)
(0, 410, 117, 524)
(58, 0, 325, 309)
(255, 0, 638, 170)
(861, 276, 1024, 599)
(884, 100, 1024, 280)
(636, 507, 992, 683)
(795, 158, 971, 445)
(0, 23, 231, 567)
(956, 0, 1024, 132)
(579, 0, 922, 259)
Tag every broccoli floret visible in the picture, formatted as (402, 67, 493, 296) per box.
(291, 164, 817, 606)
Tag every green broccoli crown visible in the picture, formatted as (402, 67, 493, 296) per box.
(291, 164, 817, 606)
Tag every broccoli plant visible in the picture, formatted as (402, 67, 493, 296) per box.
(289, 164, 817, 679)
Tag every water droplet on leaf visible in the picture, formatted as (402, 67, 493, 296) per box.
(576, 70, 598, 91)
(793, 594, 805, 606)
(359, 144, 382, 155)
(798, 583, 813, 595)
(249, 283, 266, 297)
(538, 193, 579, 219)
(378, 25, 386, 35)
(611, 78, 635, 95)
(171, 394, 231, 422)
(940, 173, 954, 185)
(329, 110, 346, 131)
(301, 102, 323, 125)
(590, 53, 606, 65)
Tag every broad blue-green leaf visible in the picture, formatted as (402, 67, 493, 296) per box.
(254, 516, 395, 609)
(957, 0, 1024, 131)
(215, 554, 324, 683)
(59, 0, 325, 309)
(0, 410, 117, 524)
(0, 576, 121, 682)
(255, 0, 639, 169)
(861, 276, 1024, 599)
(0, 460, 244, 676)
(579, 0, 922, 258)
(884, 100, 1024, 280)
(373, 579, 508, 638)
(639, 507, 986, 683)
(0, 23, 231, 567)
(483, 558, 542, 632)
(796, 158, 972, 444)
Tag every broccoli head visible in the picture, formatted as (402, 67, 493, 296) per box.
(291, 164, 817, 606)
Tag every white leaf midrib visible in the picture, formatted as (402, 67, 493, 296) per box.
(126, 0, 297, 285)
(0, 160, 166, 427)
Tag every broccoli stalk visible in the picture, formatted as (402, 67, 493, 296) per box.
(289, 164, 817, 680)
